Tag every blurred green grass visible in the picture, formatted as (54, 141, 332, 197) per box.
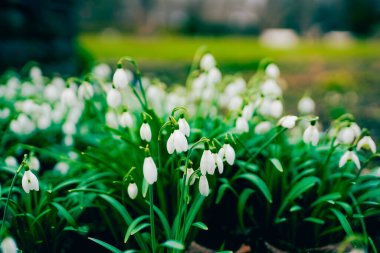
(79, 34, 380, 64)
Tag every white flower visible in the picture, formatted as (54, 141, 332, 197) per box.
(54, 162, 69, 175)
(167, 129, 188, 154)
(143, 157, 158, 184)
(255, 121, 272, 134)
(29, 156, 40, 171)
(113, 68, 129, 89)
(266, 63, 280, 79)
(185, 168, 196, 186)
(119, 111, 134, 128)
(350, 123, 361, 137)
(298, 96, 315, 114)
(78, 81, 94, 100)
(279, 115, 298, 129)
(0, 108, 10, 119)
(218, 144, 235, 166)
(261, 79, 282, 97)
(199, 175, 209, 196)
(337, 127, 355, 144)
(63, 121, 76, 135)
(5, 156, 18, 168)
(200, 53, 215, 71)
(93, 63, 111, 80)
(200, 149, 215, 175)
(128, 183, 138, 199)
(228, 96, 243, 111)
(178, 117, 190, 137)
(303, 124, 319, 146)
(236, 117, 249, 133)
(140, 122, 152, 142)
(61, 87, 77, 107)
(1, 237, 17, 253)
(107, 88, 122, 108)
(207, 67, 222, 85)
(106, 111, 119, 128)
(242, 103, 254, 120)
(270, 99, 283, 118)
(339, 150, 360, 169)
(357, 136, 376, 153)
(214, 153, 224, 174)
(22, 170, 39, 193)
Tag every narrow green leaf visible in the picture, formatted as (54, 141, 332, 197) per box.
(290, 205, 302, 212)
(160, 240, 185, 250)
(124, 215, 149, 243)
(270, 158, 283, 172)
(192, 222, 208, 231)
(330, 208, 354, 236)
(88, 237, 123, 253)
(131, 223, 150, 235)
(51, 202, 77, 228)
(311, 192, 342, 207)
(304, 217, 325, 225)
(237, 188, 255, 228)
(369, 237, 378, 253)
(236, 174, 272, 203)
(215, 184, 236, 204)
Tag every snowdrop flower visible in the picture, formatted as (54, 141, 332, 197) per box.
(140, 121, 152, 142)
(128, 183, 138, 199)
(113, 67, 129, 89)
(37, 115, 52, 130)
(266, 63, 280, 79)
(29, 156, 40, 171)
(5, 156, 18, 168)
(214, 153, 224, 174)
(298, 96, 315, 114)
(93, 63, 111, 80)
(107, 87, 122, 108)
(236, 116, 249, 133)
(339, 149, 360, 169)
(303, 123, 319, 146)
(270, 99, 283, 118)
(207, 67, 222, 85)
(119, 110, 134, 128)
(242, 103, 254, 120)
(54, 162, 69, 175)
(228, 96, 243, 112)
(22, 169, 39, 193)
(279, 115, 298, 129)
(357, 135, 376, 153)
(185, 168, 196, 186)
(255, 121, 272, 134)
(200, 53, 215, 71)
(143, 156, 158, 184)
(200, 146, 216, 175)
(218, 143, 235, 166)
(61, 86, 77, 107)
(64, 135, 74, 146)
(167, 129, 188, 154)
(337, 124, 360, 144)
(199, 175, 210, 196)
(78, 81, 94, 100)
(106, 111, 119, 129)
(1, 236, 17, 253)
(0, 108, 10, 119)
(178, 116, 190, 137)
(261, 79, 282, 97)
(62, 121, 76, 135)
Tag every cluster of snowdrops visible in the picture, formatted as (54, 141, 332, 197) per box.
(0, 50, 379, 253)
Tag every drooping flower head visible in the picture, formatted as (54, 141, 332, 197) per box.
(143, 147, 157, 185)
(22, 168, 40, 194)
(200, 142, 215, 176)
(303, 119, 319, 146)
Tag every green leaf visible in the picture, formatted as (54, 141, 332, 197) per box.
(369, 236, 378, 253)
(160, 240, 185, 250)
(304, 217, 325, 225)
(270, 158, 283, 172)
(311, 192, 342, 207)
(124, 215, 149, 243)
(215, 184, 236, 204)
(236, 174, 272, 203)
(184, 194, 205, 237)
(131, 223, 150, 235)
(290, 205, 302, 212)
(330, 208, 354, 236)
(152, 203, 171, 240)
(237, 188, 255, 227)
(192, 222, 208, 231)
(277, 177, 320, 217)
(290, 168, 315, 185)
(51, 202, 77, 228)
(88, 237, 123, 253)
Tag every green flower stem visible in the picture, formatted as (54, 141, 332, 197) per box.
(1, 156, 27, 235)
(149, 185, 157, 253)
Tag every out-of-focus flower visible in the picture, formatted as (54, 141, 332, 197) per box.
(236, 116, 249, 133)
(78, 81, 94, 100)
(119, 111, 134, 128)
(265, 63, 280, 79)
(113, 68, 129, 89)
(279, 115, 298, 129)
(128, 183, 138, 199)
(1, 236, 17, 253)
(298, 96, 315, 114)
(303, 123, 319, 146)
(339, 149, 360, 169)
(200, 53, 215, 71)
(357, 136, 376, 153)
(255, 121, 272, 134)
(107, 87, 122, 108)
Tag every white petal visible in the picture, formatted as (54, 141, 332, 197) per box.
(178, 118, 190, 137)
(218, 147, 225, 159)
(368, 137, 377, 153)
(113, 68, 129, 89)
(339, 151, 350, 168)
(22, 170, 39, 193)
(215, 154, 224, 174)
(167, 133, 175, 154)
(200, 150, 213, 175)
(351, 152, 361, 169)
(225, 144, 236, 165)
(279, 115, 297, 129)
(128, 183, 138, 199)
(143, 157, 157, 184)
(199, 175, 209, 196)
(1, 237, 17, 253)
(236, 117, 249, 133)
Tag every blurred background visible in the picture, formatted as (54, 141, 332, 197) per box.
(1, 0, 380, 134)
